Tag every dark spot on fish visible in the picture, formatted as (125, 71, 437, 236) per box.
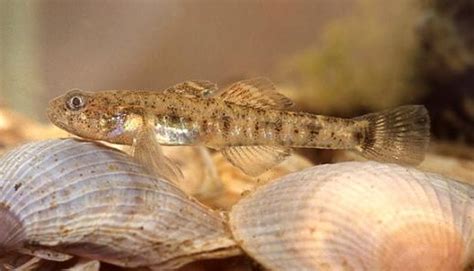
(14, 183, 22, 191)
(354, 131, 364, 143)
(294, 129, 299, 134)
(201, 119, 209, 132)
(252, 122, 262, 139)
(222, 116, 231, 136)
(363, 126, 376, 149)
(129, 100, 140, 106)
(167, 106, 177, 115)
(274, 119, 283, 133)
(306, 123, 321, 143)
(168, 114, 181, 124)
(256, 108, 266, 115)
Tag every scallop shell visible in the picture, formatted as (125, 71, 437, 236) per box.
(0, 139, 240, 269)
(229, 161, 474, 271)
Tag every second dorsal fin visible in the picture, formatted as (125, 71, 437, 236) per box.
(219, 78, 294, 110)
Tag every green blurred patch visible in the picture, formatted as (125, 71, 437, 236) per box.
(280, 0, 426, 115)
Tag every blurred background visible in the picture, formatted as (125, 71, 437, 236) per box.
(0, 0, 473, 269)
(1, 0, 352, 117)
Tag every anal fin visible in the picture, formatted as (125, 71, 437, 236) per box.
(221, 145, 291, 176)
(133, 124, 184, 185)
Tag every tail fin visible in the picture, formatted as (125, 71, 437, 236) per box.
(354, 105, 430, 165)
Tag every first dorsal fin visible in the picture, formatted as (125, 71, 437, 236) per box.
(219, 78, 294, 110)
(164, 80, 218, 98)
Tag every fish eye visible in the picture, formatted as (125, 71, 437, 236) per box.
(65, 90, 87, 111)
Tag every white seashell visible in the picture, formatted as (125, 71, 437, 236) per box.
(0, 139, 240, 269)
(230, 161, 474, 271)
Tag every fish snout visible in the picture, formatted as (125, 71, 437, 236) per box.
(46, 97, 68, 129)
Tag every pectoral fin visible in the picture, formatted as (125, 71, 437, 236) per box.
(163, 80, 218, 98)
(219, 78, 294, 109)
(133, 125, 183, 185)
(221, 145, 291, 176)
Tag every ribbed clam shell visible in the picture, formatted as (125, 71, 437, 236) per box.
(230, 161, 474, 271)
(0, 139, 240, 269)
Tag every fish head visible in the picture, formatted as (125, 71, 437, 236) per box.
(47, 89, 141, 144)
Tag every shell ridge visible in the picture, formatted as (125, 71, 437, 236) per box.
(399, 166, 440, 262)
(365, 163, 406, 266)
(8, 148, 169, 213)
(0, 204, 25, 250)
(0, 140, 70, 247)
(423, 171, 457, 261)
(330, 165, 387, 269)
(0, 141, 51, 201)
(20, 185, 225, 246)
(444, 176, 474, 265)
(314, 181, 370, 268)
(3, 139, 74, 182)
(326, 164, 385, 269)
(3, 140, 92, 207)
(15, 174, 179, 223)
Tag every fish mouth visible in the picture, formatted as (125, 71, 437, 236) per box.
(47, 113, 67, 131)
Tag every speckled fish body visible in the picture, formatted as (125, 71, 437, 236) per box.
(48, 90, 357, 148)
(47, 78, 430, 176)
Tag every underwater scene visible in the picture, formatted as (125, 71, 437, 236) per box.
(0, 0, 473, 270)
